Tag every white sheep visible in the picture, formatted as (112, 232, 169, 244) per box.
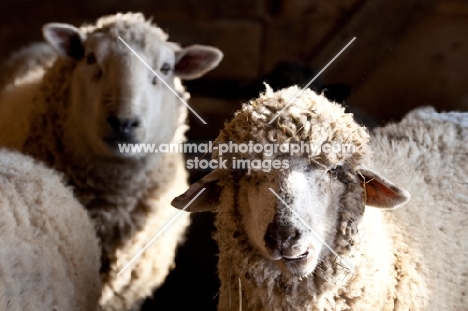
(172, 86, 468, 310)
(0, 12, 223, 310)
(0, 149, 101, 311)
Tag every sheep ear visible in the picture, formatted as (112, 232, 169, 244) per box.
(174, 45, 223, 80)
(356, 165, 410, 209)
(43, 23, 85, 60)
(171, 170, 222, 212)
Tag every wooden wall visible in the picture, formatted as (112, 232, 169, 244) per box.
(2, 0, 468, 126)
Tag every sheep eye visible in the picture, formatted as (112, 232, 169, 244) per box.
(151, 76, 157, 85)
(86, 53, 96, 65)
(160, 63, 171, 74)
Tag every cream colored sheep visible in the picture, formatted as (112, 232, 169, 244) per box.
(0, 12, 223, 310)
(172, 86, 468, 310)
(0, 149, 101, 311)
(0, 42, 56, 92)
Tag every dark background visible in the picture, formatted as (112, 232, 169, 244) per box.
(1, 0, 468, 310)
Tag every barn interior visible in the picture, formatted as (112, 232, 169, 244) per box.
(1, 0, 467, 309)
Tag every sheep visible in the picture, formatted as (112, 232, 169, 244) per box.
(0, 149, 101, 311)
(0, 42, 57, 92)
(0, 12, 223, 310)
(172, 85, 468, 310)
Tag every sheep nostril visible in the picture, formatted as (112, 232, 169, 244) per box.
(278, 226, 300, 242)
(265, 223, 301, 250)
(286, 228, 301, 242)
(125, 119, 140, 128)
(265, 222, 279, 248)
(107, 116, 140, 132)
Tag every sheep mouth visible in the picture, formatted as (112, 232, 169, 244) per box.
(101, 137, 142, 157)
(282, 251, 309, 262)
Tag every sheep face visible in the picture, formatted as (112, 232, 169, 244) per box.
(67, 33, 178, 157)
(236, 158, 344, 277)
(173, 158, 410, 279)
(43, 19, 223, 158)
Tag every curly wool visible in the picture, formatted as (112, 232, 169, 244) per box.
(211, 87, 398, 311)
(211, 86, 372, 309)
(0, 149, 101, 311)
(369, 108, 468, 310)
(213, 85, 369, 168)
(208, 87, 468, 310)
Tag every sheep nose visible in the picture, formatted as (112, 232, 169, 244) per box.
(265, 222, 301, 252)
(107, 116, 140, 133)
(105, 115, 141, 144)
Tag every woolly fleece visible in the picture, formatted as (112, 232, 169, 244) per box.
(213, 85, 369, 168)
(176, 86, 467, 310)
(0, 13, 201, 310)
(0, 149, 101, 311)
(370, 108, 468, 310)
(212, 87, 412, 310)
(0, 42, 56, 92)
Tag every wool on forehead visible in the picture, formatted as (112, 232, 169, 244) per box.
(213, 85, 370, 168)
(80, 12, 169, 47)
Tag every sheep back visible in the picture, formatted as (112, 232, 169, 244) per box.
(371, 109, 468, 310)
(0, 149, 101, 311)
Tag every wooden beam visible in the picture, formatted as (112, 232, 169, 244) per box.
(308, 0, 437, 88)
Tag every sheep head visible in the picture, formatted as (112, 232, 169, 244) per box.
(42, 13, 223, 158)
(172, 86, 410, 278)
